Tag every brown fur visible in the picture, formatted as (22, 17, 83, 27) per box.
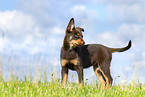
(60, 18, 132, 89)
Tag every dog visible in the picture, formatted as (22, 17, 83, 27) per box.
(60, 18, 131, 89)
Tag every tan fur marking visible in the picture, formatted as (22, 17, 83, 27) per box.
(95, 65, 110, 90)
(61, 59, 68, 66)
(69, 40, 79, 49)
(69, 39, 82, 49)
(69, 36, 72, 40)
(70, 59, 78, 66)
(98, 65, 110, 90)
(77, 39, 82, 43)
(95, 69, 106, 90)
(62, 73, 68, 88)
(70, 40, 78, 44)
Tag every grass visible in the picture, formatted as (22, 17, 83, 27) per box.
(0, 77, 145, 97)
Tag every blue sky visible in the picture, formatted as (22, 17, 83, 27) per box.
(0, 0, 145, 84)
(0, 0, 17, 11)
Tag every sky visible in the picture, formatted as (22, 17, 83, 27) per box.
(0, 0, 145, 84)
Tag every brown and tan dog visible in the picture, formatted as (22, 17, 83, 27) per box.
(60, 18, 131, 89)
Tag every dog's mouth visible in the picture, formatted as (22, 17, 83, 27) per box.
(71, 43, 78, 48)
(71, 41, 85, 48)
(69, 39, 85, 49)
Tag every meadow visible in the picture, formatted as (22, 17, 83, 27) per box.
(0, 76, 144, 97)
(0, 51, 144, 96)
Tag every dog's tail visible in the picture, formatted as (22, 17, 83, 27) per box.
(110, 40, 132, 53)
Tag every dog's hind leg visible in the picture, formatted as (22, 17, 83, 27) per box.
(93, 64, 111, 90)
(93, 65, 106, 90)
(98, 63, 113, 89)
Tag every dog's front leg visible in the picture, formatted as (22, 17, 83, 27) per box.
(61, 66, 68, 88)
(76, 66, 84, 86)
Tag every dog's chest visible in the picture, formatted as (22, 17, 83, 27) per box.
(62, 50, 78, 60)
(61, 50, 79, 67)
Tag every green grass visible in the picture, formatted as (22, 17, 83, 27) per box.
(0, 78, 144, 97)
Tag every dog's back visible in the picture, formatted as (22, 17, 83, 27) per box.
(75, 41, 131, 69)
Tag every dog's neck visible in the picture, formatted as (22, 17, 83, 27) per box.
(62, 36, 73, 51)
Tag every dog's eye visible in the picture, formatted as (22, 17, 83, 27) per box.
(75, 34, 79, 38)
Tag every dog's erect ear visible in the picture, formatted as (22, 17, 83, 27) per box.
(81, 28, 84, 32)
(67, 18, 75, 33)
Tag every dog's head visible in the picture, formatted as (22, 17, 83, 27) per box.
(64, 18, 85, 49)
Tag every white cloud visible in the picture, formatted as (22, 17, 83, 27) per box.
(96, 23, 145, 74)
(0, 11, 68, 58)
(0, 10, 63, 55)
(95, 31, 123, 46)
(70, 5, 98, 27)
(106, 2, 145, 23)
(93, 0, 144, 5)
(89, 23, 145, 48)
(118, 24, 145, 42)
(50, 27, 64, 35)
(0, 10, 35, 51)
(0, 10, 36, 36)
